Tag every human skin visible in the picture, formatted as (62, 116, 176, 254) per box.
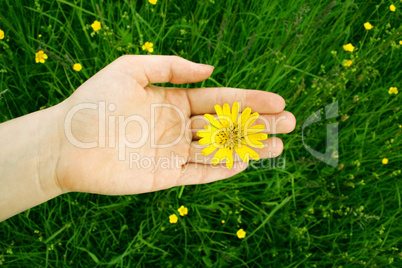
(0, 55, 296, 221)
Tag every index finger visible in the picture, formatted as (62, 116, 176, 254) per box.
(186, 87, 286, 115)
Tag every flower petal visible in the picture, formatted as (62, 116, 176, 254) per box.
(217, 103, 232, 127)
(223, 103, 231, 117)
(224, 148, 234, 169)
(244, 112, 259, 127)
(231, 102, 239, 123)
(204, 114, 222, 128)
(199, 136, 212, 145)
(235, 144, 260, 162)
(212, 148, 226, 165)
(243, 133, 267, 149)
(214, 104, 223, 116)
(244, 139, 264, 149)
(197, 128, 212, 138)
(212, 147, 233, 169)
(245, 124, 265, 134)
(248, 133, 268, 141)
(201, 144, 217, 156)
(239, 107, 251, 128)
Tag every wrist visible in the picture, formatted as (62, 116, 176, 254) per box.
(0, 104, 64, 221)
(36, 104, 65, 198)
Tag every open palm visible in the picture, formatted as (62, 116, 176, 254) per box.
(55, 56, 295, 195)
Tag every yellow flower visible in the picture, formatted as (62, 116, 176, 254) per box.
(343, 60, 353, 67)
(382, 158, 389, 165)
(237, 229, 246, 239)
(38, 34, 42, 38)
(197, 102, 267, 169)
(399, 41, 402, 45)
(389, 87, 398, 94)
(0, 29, 4, 40)
(169, 214, 178, 224)
(142, 41, 154, 53)
(73, 63, 82, 72)
(221, 220, 225, 224)
(35, 50, 48, 64)
(148, 0, 157, 4)
(390, 4, 396, 12)
(91, 20, 101, 31)
(343, 43, 355, 52)
(364, 22, 373, 30)
(177, 205, 188, 216)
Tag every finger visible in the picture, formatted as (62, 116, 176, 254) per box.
(190, 111, 296, 139)
(115, 55, 214, 86)
(188, 137, 283, 164)
(176, 161, 249, 186)
(187, 87, 285, 115)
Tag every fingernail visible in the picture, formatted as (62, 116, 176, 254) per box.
(199, 63, 215, 70)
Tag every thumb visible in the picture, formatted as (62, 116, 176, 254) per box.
(117, 55, 214, 86)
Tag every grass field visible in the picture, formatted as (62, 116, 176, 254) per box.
(1, 0, 402, 267)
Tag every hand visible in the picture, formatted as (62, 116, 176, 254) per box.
(54, 55, 296, 195)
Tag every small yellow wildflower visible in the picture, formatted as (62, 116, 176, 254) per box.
(169, 214, 178, 224)
(148, 0, 157, 4)
(343, 43, 355, 52)
(73, 63, 82, 72)
(389, 87, 398, 94)
(399, 40, 402, 45)
(38, 34, 42, 38)
(390, 4, 396, 12)
(177, 205, 188, 216)
(0, 29, 4, 40)
(197, 102, 267, 169)
(221, 220, 225, 224)
(91, 20, 101, 31)
(237, 229, 246, 239)
(364, 22, 373, 30)
(382, 158, 389, 165)
(142, 41, 154, 53)
(35, 50, 48, 64)
(343, 60, 353, 67)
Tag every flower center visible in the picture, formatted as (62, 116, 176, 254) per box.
(215, 124, 241, 149)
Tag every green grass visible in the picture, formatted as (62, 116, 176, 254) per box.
(1, 0, 401, 266)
